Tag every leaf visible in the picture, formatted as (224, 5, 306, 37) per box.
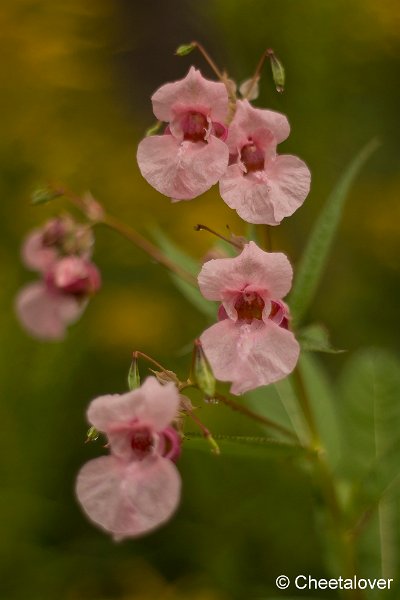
(338, 348, 400, 480)
(297, 353, 341, 467)
(246, 377, 309, 445)
(150, 226, 216, 319)
(298, 323, 345, 354)
(339, 349, 400, 580)
(150, 226, 200, 276)
(183, 432, 305, 459)
(289, 139, 379, 326)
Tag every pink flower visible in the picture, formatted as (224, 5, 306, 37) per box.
(76, 377, 182, 540)
(198, 241, 300, 395)
(16, 218, 101, 340)
(219, 100, 311, 225)
(16, 256, 101, 340)
(21, 216, 93, 273)
(137, 67, 230, 200)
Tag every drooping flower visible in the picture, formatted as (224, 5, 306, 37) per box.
(21, 215, 94, 272)
(15, 217, 100, 340)
(76, 377, 182, 540)
(219, 100, 311, 225)
(198, 241, 300, 394)
(137, 67, 230, 201)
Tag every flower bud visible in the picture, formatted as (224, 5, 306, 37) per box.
(267, 48, 285, 93)
(192, 339, 216, 398)
(175, 43, 195, 57)
(128, 354, 141, 390)
(31, 186, 63, 205)
(85, 426, 100, 443)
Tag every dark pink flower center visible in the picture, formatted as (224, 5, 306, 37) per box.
(235, 291, 265, 321)
(182, 111, 209, 142)
(130, 426, 154, 459)
(240, 142, 265, 173)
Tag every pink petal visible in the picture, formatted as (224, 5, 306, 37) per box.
(137, 134, 229, 200)
(15, 282, 84, 340)
(151, 66, 228, 124)
(219, 155, 311, 225)
(87, 378, 180, 434)
(21, 230, 58, 273)
(227, 99, 290, 154)
(200, 318, 300, 395)
(76, 455, 181, 540)
(198, 242, 293, 301)
(264, 154, 311, 223)
(219, 164, 278, 225)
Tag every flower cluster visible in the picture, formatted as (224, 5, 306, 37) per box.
(17, 49, 312, 541)
(16, 215, 101, 340)
(137, 67, 311, 225)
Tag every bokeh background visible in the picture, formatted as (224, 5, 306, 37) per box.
(1, 1, 399, 598)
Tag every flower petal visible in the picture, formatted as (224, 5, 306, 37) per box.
(137, 134, 229, 200)
(21, 230, 58, 273)
(198, 241, 293, 301)
(76, 455, 181, 540)
(200, 318, 300, 395)
(15, 282, 84, 340)
(265, 154, 311, 223)
(151, 66, 228, 124)
(87, 377, 180, 434)
(227, 99, 290, 154)
(220, 154, 311, 225)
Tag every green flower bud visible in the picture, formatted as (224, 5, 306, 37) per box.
(267, 49, 285, 93)
(128, 355, 140, 390)
(192, 339, 216, 398)
(175, 43, 196, 57)
(85, 426, 100, 443)
(31, 186, 63, 205)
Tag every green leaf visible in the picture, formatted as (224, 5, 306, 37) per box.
(246, 378, 309, 445)
(170, 274, 217, 319)
(289, 139, 379, 326)
(298, 323, 345, 354)
(151, 226, 200, 276)
(339, 349, 400, 580)
(297, 354, 341, 467)
(183, 432, 305, 459)
(150, 226, 216, 318)
(338, 348, 400, 480)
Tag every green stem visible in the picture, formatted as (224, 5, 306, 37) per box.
(293, 366, 365, 600)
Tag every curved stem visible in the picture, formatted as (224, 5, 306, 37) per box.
(191, 41, 224, 81)
(101, 214, 196, 285)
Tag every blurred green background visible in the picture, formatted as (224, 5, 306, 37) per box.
(1, 1, 399, 598)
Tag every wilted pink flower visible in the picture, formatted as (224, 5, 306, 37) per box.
(16, 218, 100, 340)
(21, 215, 93, 273)
(219, 100, 311, 225)
(16, 256, 101, 340)
(76, 377, 182, 540)
(137, 67, 230, 200)
(198, 241, 300, 394)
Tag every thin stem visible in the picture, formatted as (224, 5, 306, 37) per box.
(214, 392, 299, 443)
(292, 366, 321, 450)
(101, 214, 196, 285)
(194, 224, 243, 250)
(185, 408, 220, 455)
(243, 48, 271, 100)
(191, 41, 224, 80)
(51, 185, 197, 286)
(133, 350, 176, 379)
